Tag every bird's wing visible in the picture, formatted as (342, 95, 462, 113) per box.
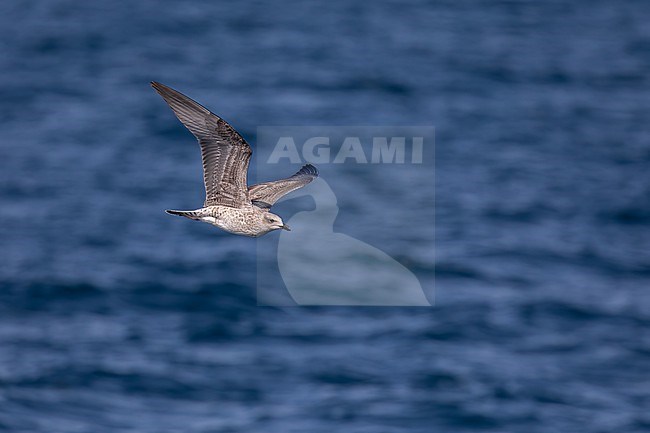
(151, 82, 252, 208)
(248, 164, 319, 210)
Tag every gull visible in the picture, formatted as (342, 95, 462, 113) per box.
(151, 82, 318, 237)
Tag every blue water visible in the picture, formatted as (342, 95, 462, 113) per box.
(1, 0, 649, 432)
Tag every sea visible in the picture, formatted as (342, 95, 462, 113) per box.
(0, 1, 649, 432)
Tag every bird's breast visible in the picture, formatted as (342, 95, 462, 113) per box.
(207, 205, 262, 236)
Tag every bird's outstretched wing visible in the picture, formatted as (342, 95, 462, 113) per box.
(151, 82, 252, 208)
(248, 164, 319, 210)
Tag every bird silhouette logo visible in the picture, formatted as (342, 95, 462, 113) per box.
(276, 178, 431, 306)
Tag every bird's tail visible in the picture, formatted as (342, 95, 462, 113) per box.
(165, 209, 202, 220)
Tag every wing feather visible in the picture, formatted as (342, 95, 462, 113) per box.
(249, 164, 319, 210)
(151, 82, 252, 207)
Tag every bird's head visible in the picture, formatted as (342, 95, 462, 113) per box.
(262, 212, 290, 232)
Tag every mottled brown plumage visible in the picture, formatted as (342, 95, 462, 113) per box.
(151, 82, 318, 237)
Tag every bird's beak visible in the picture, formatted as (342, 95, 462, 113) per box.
(281, 224, 291, 231)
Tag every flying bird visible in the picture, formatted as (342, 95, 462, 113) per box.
(151, 82, 318, 237)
